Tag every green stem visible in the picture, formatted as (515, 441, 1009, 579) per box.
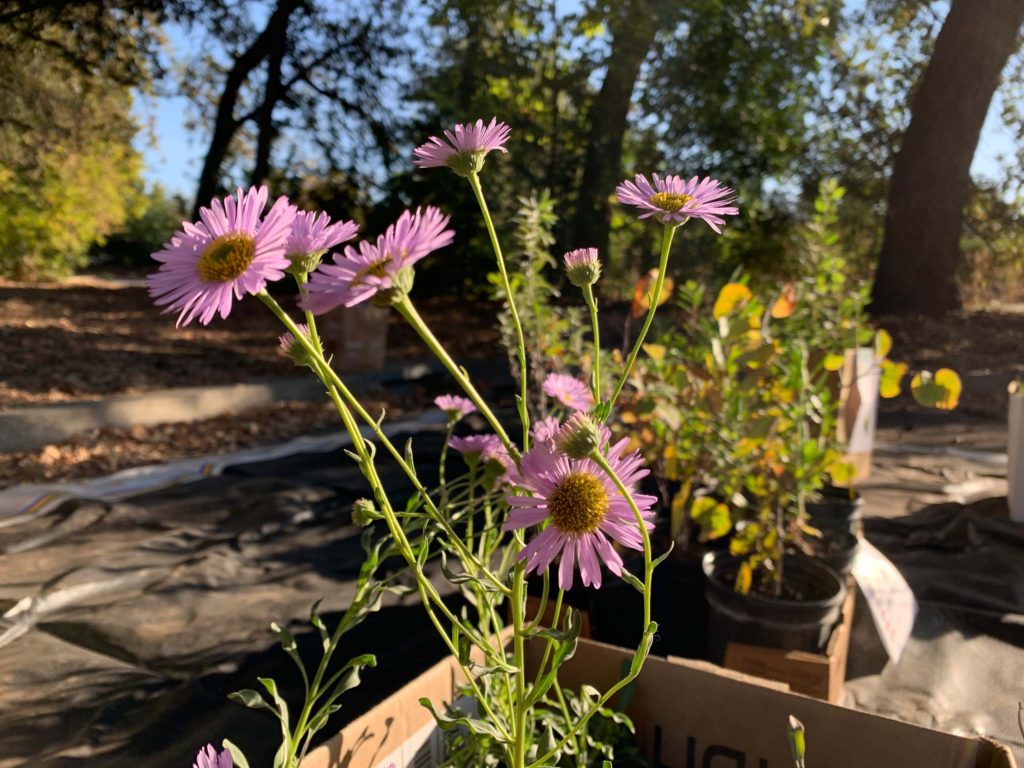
(439, 420, 455, 505)
(394, 295, 519, 461)
(258, 290, 510, 603)
(582, 282, 601, 402)
(606, 224, 678, 413)
(467, 170, 530, 450)
(592, 452, 654, 629)
(511, 561, 528, 768)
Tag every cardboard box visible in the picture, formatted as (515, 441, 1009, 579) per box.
(303, 636, 1016, 768)
(723, 579, 856, 703)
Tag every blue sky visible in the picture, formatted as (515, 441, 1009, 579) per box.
(134, 14, 1018, 202)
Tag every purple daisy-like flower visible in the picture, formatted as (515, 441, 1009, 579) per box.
(413, 118, 511, 176)
(450, 434, 505, 463)
(543, 373, 594, 412)
(531, 416, 562, 445)
(616, 174, 738, 233)
(303, 207, 454, 312)
(148, 186, 297, 326)
(435, 394, 476, 420)
(193, 744, 232, 768)
(285, 210, 358, 272)
(503, 431, 656, 589)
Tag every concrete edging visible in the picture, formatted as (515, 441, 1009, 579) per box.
(0, 359, 484, 453)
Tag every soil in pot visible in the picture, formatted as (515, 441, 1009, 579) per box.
(806, 484, 862, 534)
(805, 529, 860, 578)
(702, 552, 846, 663)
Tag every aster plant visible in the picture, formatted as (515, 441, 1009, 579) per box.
(152, 118, 736, 767)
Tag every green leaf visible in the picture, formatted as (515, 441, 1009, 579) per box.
(419, 698, 508, 742)
(911, 368, 962, 410)
(527, 609, 582, 706)
(310, 599, 329, 652)
(618, 568, 645, 593)
(228, 689, 274, 714)
(222, 739, 250, 768)
(629, 623, 657, 676)
(788, 715, 807, 768)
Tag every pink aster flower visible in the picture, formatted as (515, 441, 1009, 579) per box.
(543, 373, 594, 412)
(503, 431, 656, 589)
(450, 434, 505, 463)
(193, 744, 232, 768)
(616, 174, 738, 232)
(413, 118, 511, 176)
(531, 416, 562, 445)
(148, 186, 297, 326)
(302, 207, 454, 312)
(562, 248, 601, 287)
(435, 394, 476, 420)
(285, 210, 358, 271)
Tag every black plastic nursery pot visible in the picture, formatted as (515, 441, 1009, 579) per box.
(589, 546, 710, 659)
(702, 552, 846, 663)
(806, 484, 863, 534)
(808, 528, 860, 578)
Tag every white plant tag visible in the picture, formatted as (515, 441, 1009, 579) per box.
(852, 538, 917, 663)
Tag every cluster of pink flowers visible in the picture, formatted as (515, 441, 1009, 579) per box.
(303, 207, 454, 312)
(150, 117, 741, 596)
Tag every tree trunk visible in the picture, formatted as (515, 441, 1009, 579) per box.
(871, 0, 1024, 315)
(569, 0, 656, 256)
(192, 0, 301, 216)
(250, 14, 290, 187)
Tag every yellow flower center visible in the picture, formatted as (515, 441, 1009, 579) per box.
(548, 472, 608, 536)
(353, 257, 391, 285)
(197, 233, 256, 283)
(650, 191, 694, 213)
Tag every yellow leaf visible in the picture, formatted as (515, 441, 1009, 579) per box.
(879, 359, 909, 398)
(734, 561, 753, 595)
(631, 269, 675, 318)
(875, 328, 892, 360)
(770, 282, 797, 319)
(823, 353, 845, 371)
(642, 343, 666, 362)
(829, 460, 857, 486)
(713, 283, 752, 319)
(911, 368, 962, 410)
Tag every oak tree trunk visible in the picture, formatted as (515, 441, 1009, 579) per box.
(871, 0, 1024, 315)
(192, 0, 301, 216)
(569, 0, 656, 256)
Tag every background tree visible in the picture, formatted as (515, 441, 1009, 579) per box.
(182, 0, 404, 216)
(0, 8, 148, 278)
(871, 0, 1024, 314)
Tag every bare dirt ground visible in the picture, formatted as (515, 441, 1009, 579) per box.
(0, 278, 502, 407)
(1, 279, 1019, 490)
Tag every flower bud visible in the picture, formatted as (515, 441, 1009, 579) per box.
(352, 498, 382, 526)
(563, 248, 601, 287)
(557, 411, 602, 459)
(278, 324, 320, 368)
(287, 248, 328, 278)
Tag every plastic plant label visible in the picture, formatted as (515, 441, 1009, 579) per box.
(852, 539, 917, 663)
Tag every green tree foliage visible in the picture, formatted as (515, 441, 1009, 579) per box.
(0, 16, 146, 278)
